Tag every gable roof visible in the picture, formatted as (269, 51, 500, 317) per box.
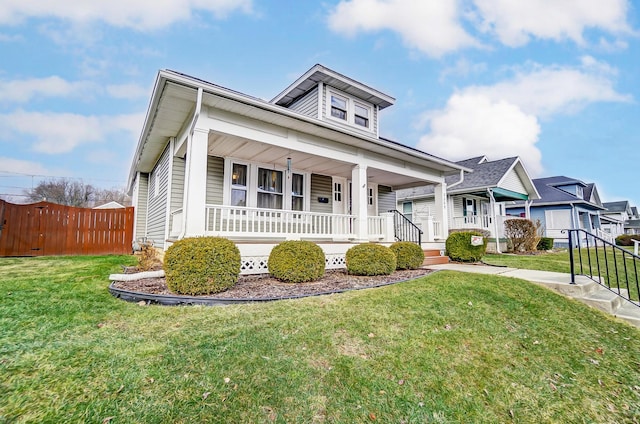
(397, 156, 539, 201)
(522, 176, 605, 210)
(603, 200, 631, 214)
(128, 68, 467, 192)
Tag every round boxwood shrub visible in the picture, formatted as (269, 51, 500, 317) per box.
(445, 231, 487, 262)
(164, 237, 241, 295)
(390, 241, 425, 270)
(537, 237, 554, 251)
(268, 240, 325, 283)
(346, 243, 396, 276)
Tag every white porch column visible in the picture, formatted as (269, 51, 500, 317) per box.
(434, 182, 448, 240)
(352, 164, 368, 242)
(182, 127, 209, 237)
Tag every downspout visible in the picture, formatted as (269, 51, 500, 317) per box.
(488, 188, 501, 253)
(179, 87, 203, 239)
(447, 169, 464, 189)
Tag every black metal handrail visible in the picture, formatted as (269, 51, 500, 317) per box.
(567, 228, 640, 307)
(389, 210, 422, 245)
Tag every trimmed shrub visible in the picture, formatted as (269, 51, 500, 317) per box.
(504, 219, 538, 252)
(390, 241, 425, 270)
(164, 237, 241, 295)
(449, 228, 491, 239)
(445, 231, 487, 262)
(537, 237, 554, 251)
(268, 241, 325, 283)
(615, 234, 640, 246)
(346, 243, 396, 276)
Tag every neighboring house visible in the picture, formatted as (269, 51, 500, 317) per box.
(625, 206, 640, 235)
(506, 176, 606, 246)
(93, 201, 125, 209)
(127, 65, 466, 273)
(600, 200, 633, 237)
(396, 156, 539, 248)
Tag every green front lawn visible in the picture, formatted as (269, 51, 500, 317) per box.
(1, 256, 639, 423)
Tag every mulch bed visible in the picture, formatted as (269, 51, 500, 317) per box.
(111, 268, 434, 300)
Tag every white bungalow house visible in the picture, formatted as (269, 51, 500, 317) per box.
(396, 156, 540, 252)
(601, 201, 633, 238)
(128, 65, 466, 273)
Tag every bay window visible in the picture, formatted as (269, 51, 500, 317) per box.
(231, 163, 247, 206)
(257, 168, 283, 209)
(291, 173, 304, 211)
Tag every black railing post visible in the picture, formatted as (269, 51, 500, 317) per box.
(568, 229, 576, 284)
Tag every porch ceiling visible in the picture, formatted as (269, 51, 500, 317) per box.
(207, 132, 432, 188)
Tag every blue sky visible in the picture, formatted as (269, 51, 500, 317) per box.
(0, 0, 638, 208)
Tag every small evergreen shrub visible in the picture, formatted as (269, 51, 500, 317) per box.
(615, 234, 640, 246)
(537, 237, 554, 250)
(164, 237, 241, 295)
(268, 241, 325, 283)
(449, 228, 491, 239)
(445, 231, 487, 262)
(346, 243, 396, 276)
(504, 219, 538, 252)
(390, 241, 425, 270)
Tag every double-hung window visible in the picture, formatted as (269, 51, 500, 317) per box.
(230, 163, 248, 207)
(291, 173, 304, 211)
(257, 168, 283, 209)
(330, 94, 348, 121)
(354, 103, 370, 128)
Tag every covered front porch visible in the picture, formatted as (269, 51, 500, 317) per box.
(449, 188, 532, 240)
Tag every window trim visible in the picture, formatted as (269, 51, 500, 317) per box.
(223, 158, 310, 211)
(325, 87, 374, 132)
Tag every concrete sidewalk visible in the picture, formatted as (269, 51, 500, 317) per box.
(427, 263, 640, 328)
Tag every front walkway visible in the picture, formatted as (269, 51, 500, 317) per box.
(427, 263, 640, 328)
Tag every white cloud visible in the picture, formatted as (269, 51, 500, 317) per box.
(0, 111, 145, 154)
(327, 0, 481, 57)
(0, 76, 95, 103)
(106, 83, 150, 100)
(463, 57, 631, 117)
(417, 59, 630, 176)
(473, 0, 632, 46)
(0, 156, 53, 175)
(0, 0, 252, 30)
(418, 94, 543, 175)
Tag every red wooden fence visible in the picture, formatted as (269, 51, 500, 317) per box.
(0, 200, 134, 256)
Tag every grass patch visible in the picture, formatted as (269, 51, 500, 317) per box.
(485, 248, 640, 301)
(1, 256, 640, 422)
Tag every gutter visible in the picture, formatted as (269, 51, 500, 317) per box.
(179, 87, 203, 239)
(488, 188, 501, 253)
(447, 169, 465, 189)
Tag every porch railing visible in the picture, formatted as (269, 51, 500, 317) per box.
(389, 210, 422, 245)
(203, 205, 390, 241)
(451, 214, 492, 230)
(567, 228, 639, 307)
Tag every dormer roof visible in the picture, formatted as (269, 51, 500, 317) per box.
(271, 64, 395, 110)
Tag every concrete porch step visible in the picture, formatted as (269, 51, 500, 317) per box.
(423, 249, 449, 266)
(581, 287, 626, 314)
(614, 301, 640, 327)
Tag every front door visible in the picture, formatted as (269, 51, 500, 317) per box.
(332, 177, 348, 215)
(367, 183, 377, 216)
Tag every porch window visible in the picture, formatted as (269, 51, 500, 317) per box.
(330, 94, 347, 121)
(231, 163, 247, 207)
(291, 173, 304, 211)
(334, 182, 342, 202)
(257, 168, 283, 209)
(402, 202, 413, 221)
(354, 103, 370, 128)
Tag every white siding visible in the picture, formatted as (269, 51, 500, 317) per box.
(206, 156, 224, 205)
(170, 156, 185, 212)
(377, 185, 395, 214)
(147, 145, 171, 246)
(135, 173, 148, 241)
(500, 169, 528, 195)
(288, 86, 318, 118)
(310, 174, 332, 214)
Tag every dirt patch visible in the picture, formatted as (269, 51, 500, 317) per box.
(111, 268, 433, 300)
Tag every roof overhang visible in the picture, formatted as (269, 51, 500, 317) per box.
(271, 64, 395, 110)
(128, 69, 466, 192)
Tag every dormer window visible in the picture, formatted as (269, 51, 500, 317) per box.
(330, 94, 347, 120)
(326, 88, 374, 132)
(354, 103, 370, 128)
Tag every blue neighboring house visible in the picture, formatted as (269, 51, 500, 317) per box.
(505, 176, 606, 246)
